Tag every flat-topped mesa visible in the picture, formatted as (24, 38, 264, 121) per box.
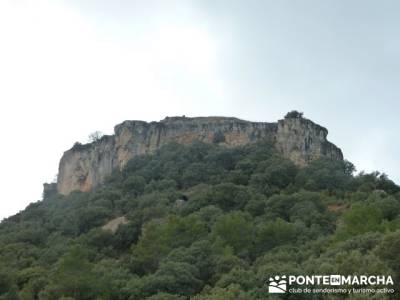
(56, 115, 343, 195)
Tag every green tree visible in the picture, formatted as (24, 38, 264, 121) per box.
(123, 175, 146, 196)
(295, 158, 354, 191)
(76, 207, 111, 234)
(250, 157, 298, 194)
(207, 183, 251, 211)
(131, 216, 207, 274)
(41, 247, 101, 300)
(254, 218, 297, 255)
(0, 268, 16, 297)
(212, 212, 254, 255)
(284, 110, 304, 119)
(375, 230, 400, 275)
(335, 203, 384, 241)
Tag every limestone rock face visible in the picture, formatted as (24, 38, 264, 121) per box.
(57, 116, 343, 195)
(275, 118, 343, 166)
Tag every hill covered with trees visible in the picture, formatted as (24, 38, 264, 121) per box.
(1, 139, 399, 299)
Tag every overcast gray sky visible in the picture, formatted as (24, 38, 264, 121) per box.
(0, 0, 399, 220)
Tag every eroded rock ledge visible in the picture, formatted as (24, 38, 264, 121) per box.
(56, 116, 343, 195)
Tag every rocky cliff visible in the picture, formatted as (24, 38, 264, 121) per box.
(56, 115, 343, 195)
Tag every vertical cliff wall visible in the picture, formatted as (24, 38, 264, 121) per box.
(275, 117, 343, 166)
(57, 116, 343, 195)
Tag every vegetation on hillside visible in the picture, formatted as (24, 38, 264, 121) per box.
(0, 140, 399, 299)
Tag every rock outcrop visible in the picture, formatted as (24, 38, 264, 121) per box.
(102, 216, 128, 233)
(57, 115, 343, 195)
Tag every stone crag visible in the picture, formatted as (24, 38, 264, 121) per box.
(56, 116, 343, 195)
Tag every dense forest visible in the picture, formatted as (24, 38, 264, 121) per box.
(1, 139, 400, 299)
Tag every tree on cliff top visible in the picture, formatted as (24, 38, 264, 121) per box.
(284, 110, 304, 119)
(88, 131, 103, 143)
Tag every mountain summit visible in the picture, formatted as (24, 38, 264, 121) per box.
(57, 113, 342, 195)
